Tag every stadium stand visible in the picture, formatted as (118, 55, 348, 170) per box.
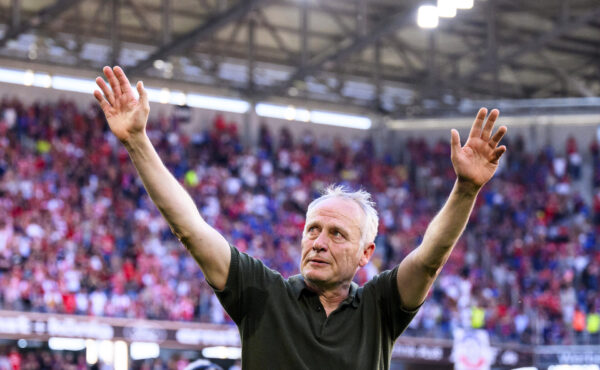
(0, 97, 599, 352)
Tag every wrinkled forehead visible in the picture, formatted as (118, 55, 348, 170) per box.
(305, 197, 365, 231)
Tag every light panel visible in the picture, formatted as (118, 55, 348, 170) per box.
(0, 66, 250, 114)
(114, 341, 128, 370)
(186, 93, 250, 113)
(48, 337, 86, 351)
(0, 68, 29, 85)
(23, 70, 34, 86)
(159, 88, 170, 104)
(130, 342, 160, 360)
(86, 339, 98, 365)
(202, 346, 241, 360)
(52, 75, 98, 94)
(310, 110, 371, 130)
(170, 90, 187, 106)
(256, 103, 370, 130)
(99, 340, 114, 365)
(33, 72, 52, 88)
(256, 103, 295, 120)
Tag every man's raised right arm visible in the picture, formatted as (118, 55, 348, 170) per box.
(94, 66, 230, 290)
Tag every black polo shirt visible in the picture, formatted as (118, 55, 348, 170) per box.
(214, 245, 419, 370)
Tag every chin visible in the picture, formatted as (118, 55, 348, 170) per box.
(302, 269, 328, 284)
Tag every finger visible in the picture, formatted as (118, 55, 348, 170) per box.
(468, 107, 488, 138)
(450, 129, 461, 157)
(491, 145, 507, 164)
(489, 126, 507, 149)
(103, 66, 122, 98)
(95, 77, 115, 106)
(113, 66, 134, 96)
(136, 81, 148, 106)
(93, 90, 112, 113)
(481, 109, 499, 141)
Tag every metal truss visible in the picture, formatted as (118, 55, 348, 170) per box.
(0, 0, 598, 118)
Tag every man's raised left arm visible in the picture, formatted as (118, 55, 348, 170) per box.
(395, 108, 507, 310)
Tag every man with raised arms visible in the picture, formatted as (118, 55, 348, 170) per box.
(94, 66, 507, 369)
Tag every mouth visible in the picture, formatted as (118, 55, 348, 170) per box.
(308, 259, 329, 266)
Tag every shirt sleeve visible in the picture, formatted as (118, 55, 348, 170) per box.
(212, 245, 283, 325)
(365, 266, 421, 339)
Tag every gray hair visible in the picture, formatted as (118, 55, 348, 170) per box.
(306, 184, 379, 248)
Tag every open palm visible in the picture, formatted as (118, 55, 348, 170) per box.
(93, 66, 149, 143)
(451, 108, 507, 188)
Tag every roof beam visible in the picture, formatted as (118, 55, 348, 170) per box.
(127, 0, 265, 76)
(0, 0, 84, 48)
(263, 6, 415, 98)
(463, 6, 600, 81)
(254, 9, 295, 61)
(536, 52, 596, 97)
(125, 0, 158, 40)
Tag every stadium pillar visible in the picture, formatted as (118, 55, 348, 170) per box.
(426, 31, 437, 100)
(486, 0, 499, 99)
(111, 0, 121, 65)
(372, 115, 388, 159)
(162, 0, 172, 45)
(247, 14, 256, 93)
(243, 102, 258, 149)
(11, 0, 20, 30)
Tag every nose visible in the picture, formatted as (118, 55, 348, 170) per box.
(312, 232, 328, 252)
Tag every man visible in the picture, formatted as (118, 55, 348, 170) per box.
(94, 66, 507, 369)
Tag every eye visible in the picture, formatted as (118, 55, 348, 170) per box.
(332, 230, 345, 239)
(306, 226, 319, 235)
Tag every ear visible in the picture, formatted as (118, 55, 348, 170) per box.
(358, 242, 375, 268)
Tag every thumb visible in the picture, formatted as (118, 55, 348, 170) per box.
(450, 129, 461, 156)
(137, 81, 148, 106)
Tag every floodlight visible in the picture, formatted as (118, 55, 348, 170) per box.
(455, 0, 474, 9)
(437, 0, 457, 18)
(417, 5, 439, 29)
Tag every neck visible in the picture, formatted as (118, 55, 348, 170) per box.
(305, 279, 351, 315)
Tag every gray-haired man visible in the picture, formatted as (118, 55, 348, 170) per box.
(94, 66, 507, 369)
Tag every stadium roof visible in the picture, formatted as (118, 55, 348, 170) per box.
(0, 0, 599, 118)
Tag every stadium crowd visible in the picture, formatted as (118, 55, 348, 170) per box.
(0, 97, 599, 346)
